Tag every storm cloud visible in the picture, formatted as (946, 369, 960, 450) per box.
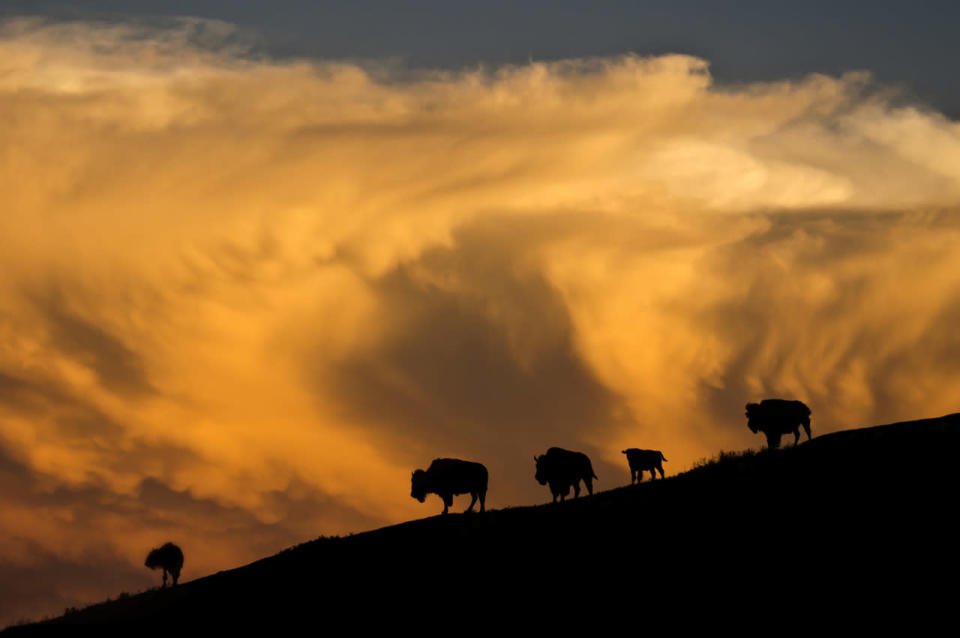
(3, 16, 960, 625)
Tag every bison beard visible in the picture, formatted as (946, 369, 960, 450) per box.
(410, 458, 488, 515)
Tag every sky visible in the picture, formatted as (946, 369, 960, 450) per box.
(3, 2, 960, 626)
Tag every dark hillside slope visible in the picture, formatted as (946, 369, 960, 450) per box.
(20, 413, 960, 627)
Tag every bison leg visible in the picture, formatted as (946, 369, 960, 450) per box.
(162, 569, 168, 588)
(765, 432, 782, 449)
(466, 492, 478, 513)
(802, 418, 812, 441)
(656, 464, 665, 479)
(172, 568, 180, 586)
(631, 469, 638, 484)
(584, 477, 593, 495)
(793, 428, 801, 446)
(479, 491, 485, 513)
(441, 494, 453, 515)
(572, 481, 581, 498)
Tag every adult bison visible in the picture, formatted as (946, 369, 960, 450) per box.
(745, 399, 812, 448)
(145, 542, 184, 587)
(534, 447, 597, 503)
(411, 458, 488, 515)
(621, 448, 668, 483)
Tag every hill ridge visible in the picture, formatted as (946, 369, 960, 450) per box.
(11, 411, 960, 628)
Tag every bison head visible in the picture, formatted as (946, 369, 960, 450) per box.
(534, 455, 548, 485)
(745, 403, 761, 433)
(410, 469, 429, 503)
(145, 549, 162, 569)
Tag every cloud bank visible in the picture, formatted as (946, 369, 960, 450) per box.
(3, 17, 960, 624)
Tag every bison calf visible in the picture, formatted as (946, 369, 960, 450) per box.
(145, 542, 184, 587)
(622, 448, 668, 483)
(411, 458, 488, 515)
(534, 447, 597, 503)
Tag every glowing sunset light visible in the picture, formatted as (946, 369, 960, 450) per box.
(3, 14, 960, 624)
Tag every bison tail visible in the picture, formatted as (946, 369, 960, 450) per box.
(660, 452, 669, 462)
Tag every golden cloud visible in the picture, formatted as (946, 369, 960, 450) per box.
(2, 17, 960, 623)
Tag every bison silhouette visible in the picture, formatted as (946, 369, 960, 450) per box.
(411, 458, 488, 515)
(534, 447, 597, 503)
(145, 542, 184, 587)
(745, 399, 812, 448)
(621, 448, 668, 483)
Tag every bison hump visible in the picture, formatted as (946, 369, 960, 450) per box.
(426, 458, 486, 475)
(757, 399, 811, 414)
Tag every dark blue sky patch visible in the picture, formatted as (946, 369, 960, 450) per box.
(2, 1, 958, 116)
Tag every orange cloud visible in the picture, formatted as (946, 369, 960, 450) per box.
(3, 17, 960, 625)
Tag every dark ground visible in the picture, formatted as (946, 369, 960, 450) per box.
(8, 413, 960, 629)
